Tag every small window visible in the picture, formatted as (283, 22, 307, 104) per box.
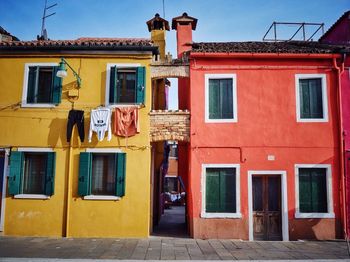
(296, 74, 327, 122)
(78, 152, 126, 197)
(8, 151, 56, 196)
(295, 165, 334, 218)
(205, 74, 237, 123)
(202, 165, 241, 218)
(23, 64, 62, 106)
(108, 65, 145, 105)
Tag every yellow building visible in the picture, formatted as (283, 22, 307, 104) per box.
(0, 36, 158, 237)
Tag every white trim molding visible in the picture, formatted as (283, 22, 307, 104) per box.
(295, 74, 328, 122)
(21, 63, 59, 108)
(248, 170, 289, 241)
(294, 164, 334, 219)
(105, 63, 141, 107)
(84, 195, 121, 201)
(201, 164, 241, 218)
(204, 74, 238, 123)
(86, 148, 123, 153)
(17, 147, 54, 152)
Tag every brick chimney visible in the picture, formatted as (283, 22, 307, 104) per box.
(146, 13, 170, 60)
(171, 13, 197, 58)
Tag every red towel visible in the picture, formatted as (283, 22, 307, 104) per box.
(113, 106, 140, 137)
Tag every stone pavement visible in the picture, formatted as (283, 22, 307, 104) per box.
(0, 236, 349, 260)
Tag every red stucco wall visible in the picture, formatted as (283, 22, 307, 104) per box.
(185, 56, 341, 239)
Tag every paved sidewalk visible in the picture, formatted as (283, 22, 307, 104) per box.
(0, 236, 349, 260)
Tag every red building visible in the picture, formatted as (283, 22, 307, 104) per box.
(173, 13, 347, 240)
(319, 10, 350, 238)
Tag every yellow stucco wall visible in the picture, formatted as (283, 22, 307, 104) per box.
(0, 54, 152, 237)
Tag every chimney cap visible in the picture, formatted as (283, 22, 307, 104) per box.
(171, 12, 198, 30)
(146, 13, 170, 32)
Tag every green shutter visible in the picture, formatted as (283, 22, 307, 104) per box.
(299, 80, 311, 118)
(109, 66, 117, 103)
(205, 168, 220, 212)
(8, 151, 23, 195)
(220, 169, 236, 212)
(311, 168, 327, 212)
(52, 66, 62, 104)
(116, 153, 126, 197)
(221, 79, 234, 119)
(299, 169, 312, 212)
(27, 66, 38, 103)
(78, 152, 91, 196)
(45, 152, 56, 196)
(136, 66, 145, 104)
(209, 79, 220, 119)
(309, 79, 323, 118)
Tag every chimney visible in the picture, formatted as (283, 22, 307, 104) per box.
(146, 13, 170, 60)
(171, 13, 197, 58)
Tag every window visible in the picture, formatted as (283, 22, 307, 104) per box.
(107, 64, 146, 105)
(296, 74, 328, 122)
(78, 152, 126, 198)
(205, 74, 237, 123)
(201, 164, 241, 218)
(8, 150, 56, 197)
(295, 164, 334, 218)
(22, 63, 62, 107)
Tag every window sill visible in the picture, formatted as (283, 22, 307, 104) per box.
(297, 118, 328, 123)
(205, 119, 237, 123)
(106, 104, 143, 109)
(83, 195, 121, 201)
(14, 194, 50, 200)
(21, 103, 57, 108)
(201, 212, 242, 219)
(295, 212, 335, 219)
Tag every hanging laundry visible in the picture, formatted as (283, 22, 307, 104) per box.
(67, 109, 85, 142)
(88, 107, 112, 142)
(113, 106, 140, 137)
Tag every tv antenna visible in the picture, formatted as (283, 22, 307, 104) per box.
(39, 0, 57, 40)
(162, 0, 165, 18)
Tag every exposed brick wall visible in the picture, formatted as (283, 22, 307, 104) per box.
(150, 110, 190, 142)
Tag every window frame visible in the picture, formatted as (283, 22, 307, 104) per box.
(295, 74, 328, 122)
(13, 147, 54, 199)
(82, 148, 124, 201)
(21, 63, 59, 108)
(201, 164, 241, 218)
(205, 74, 237, 123)
(105, 63, 142, 107)
(294, 164, 334, 218)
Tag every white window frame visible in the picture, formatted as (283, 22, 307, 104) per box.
(105, 63, 141, 107)
(83, 148, 124, 200)
(14, 147, 54, 199)
(201, 164, 241, 218)
(295, 74, 328, 122)
(294, 164, 334, 219)
(21, 63, 59, 108)
(205, 74, 238, 123)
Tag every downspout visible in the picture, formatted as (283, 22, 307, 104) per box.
(64, 139, 73, 237)
(333, 55, 346, 239)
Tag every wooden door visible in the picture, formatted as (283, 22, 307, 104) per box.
(0, 152, 4, 218)
(253, 175, 282, 241)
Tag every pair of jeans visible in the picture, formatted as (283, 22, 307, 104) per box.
(67, 110, 85, 142)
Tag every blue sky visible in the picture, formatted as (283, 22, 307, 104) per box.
(1, 0, 349, 108)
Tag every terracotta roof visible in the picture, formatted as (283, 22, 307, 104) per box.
(0, 26, 19, 41)
(146, 14, 170, 31)
(191, 41, 348, 54)
(0, 37, 153, 48)
(319, 10, 350, 41)
(172, 13, 197, 30)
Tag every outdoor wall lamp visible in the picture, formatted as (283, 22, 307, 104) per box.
(56, 58, 82, 88)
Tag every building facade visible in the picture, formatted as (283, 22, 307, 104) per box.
(0, 38, 157, 237)
(173, 13, 346, 240)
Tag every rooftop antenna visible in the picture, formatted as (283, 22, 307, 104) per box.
(39, 0, 57, 40)
(162, 0, 165, 18)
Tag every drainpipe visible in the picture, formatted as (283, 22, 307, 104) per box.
(333, 54, 347, 239)
(64, 139, 73, 237)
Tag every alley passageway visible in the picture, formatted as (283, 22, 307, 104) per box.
(152, 205, 188, 238)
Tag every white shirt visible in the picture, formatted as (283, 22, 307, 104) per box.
(88, 107, 112, 142)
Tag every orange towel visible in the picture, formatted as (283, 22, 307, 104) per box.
(113, 106, 140, 137)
